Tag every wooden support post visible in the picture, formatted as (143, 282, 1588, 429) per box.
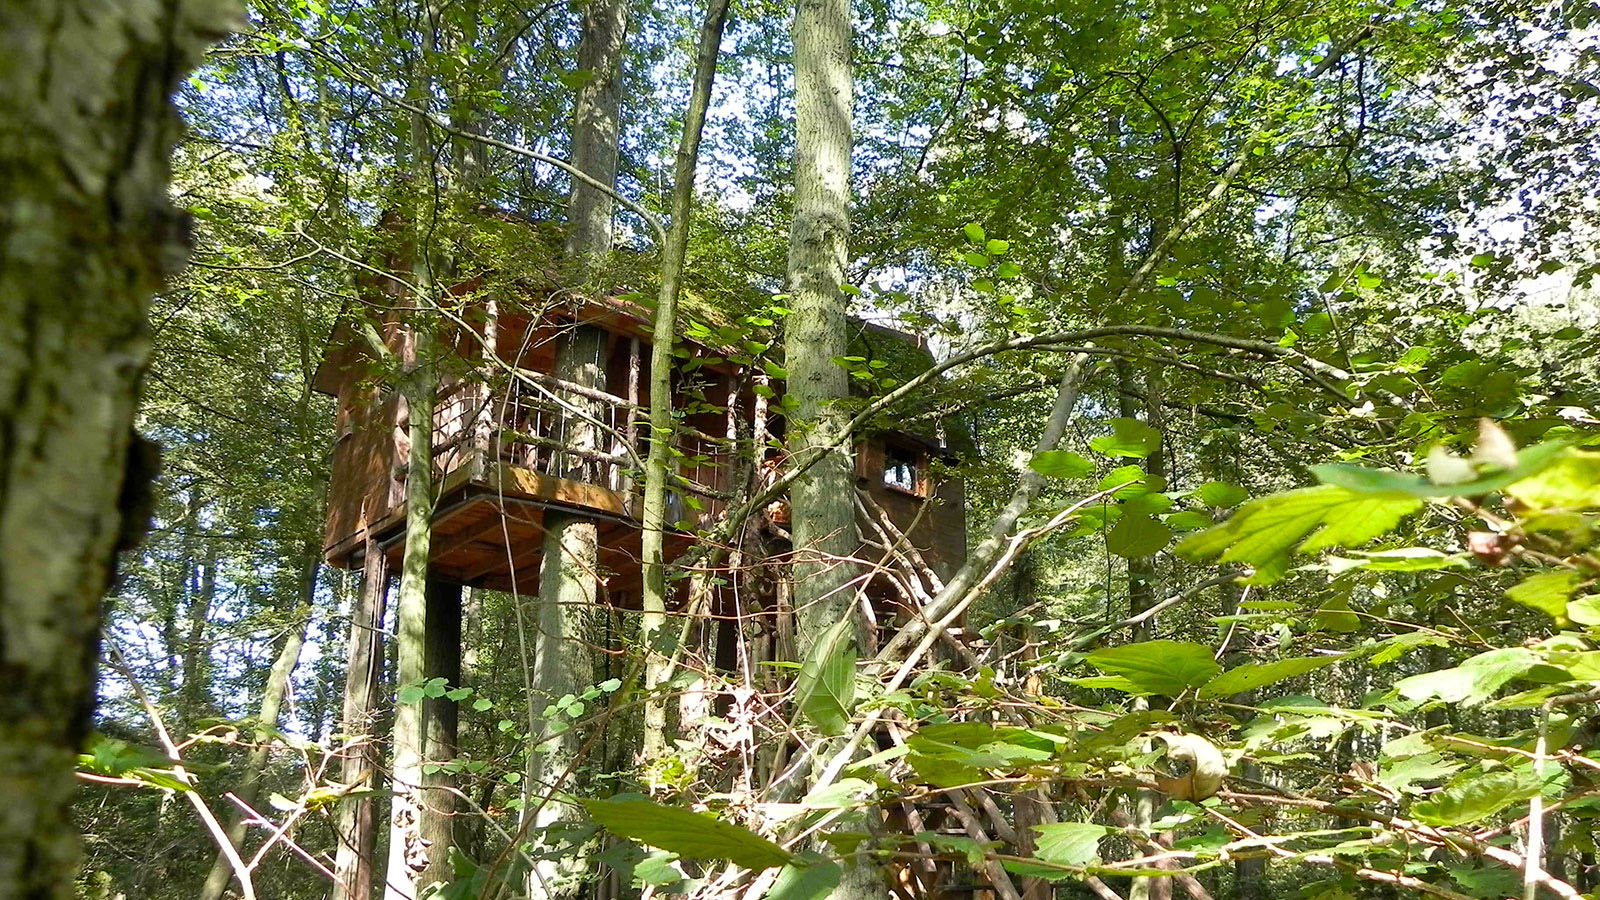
(334, 541, 389, 900)
(472, 298, 500, 480)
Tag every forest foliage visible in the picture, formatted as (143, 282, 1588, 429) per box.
(54, 0, 1600, 899)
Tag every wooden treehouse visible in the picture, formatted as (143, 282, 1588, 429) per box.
(313, 265, 971, 646)
(313, 238, 994, 898)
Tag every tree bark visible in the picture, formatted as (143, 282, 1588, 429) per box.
(784, 0, 875, 896)
(563, 0, 631, 260)
(335, 542, 389, 900)
(421, 579, 463, 889)
(0, 2, 232, 897)
(639, 0, 734, 764)
(786, 0, 857, 659)
(179, 524, 220, 726)
(198, 547, 318, 900)
(525, 324, 608, 900)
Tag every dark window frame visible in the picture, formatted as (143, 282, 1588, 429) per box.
(882, 443, 925, 497)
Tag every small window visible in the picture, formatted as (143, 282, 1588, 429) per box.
(883, 445, 922, 494)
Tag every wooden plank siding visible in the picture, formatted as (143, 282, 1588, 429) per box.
(316, 296, 969, 608)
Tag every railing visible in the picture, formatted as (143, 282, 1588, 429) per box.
(430, 372, 733, 521)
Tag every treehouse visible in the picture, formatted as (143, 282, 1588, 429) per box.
(311, 245, 970, 643)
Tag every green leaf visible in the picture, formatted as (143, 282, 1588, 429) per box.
(1313, 597, 1361, 633)
(1090, 418, 1162, 459)
(472, 698, 493, 711)
(1106, 513, 1172, 558)
(633, 851, 683, 886)
(1507, 571, 1583, 619)
(1196, 482, 1248, 508)
(398, 684, 426, 704)
(585, 797, 791, 869)
(1395, 648, 1544, 706)
(762, 860, 842, 900)
(1313, 440, 1568, 499)
(794, 618, 856, 735)
(1165, 510, 1214, 532)
(986, 239, 1010, 256)
(1568, 595, 1600, 627)
(1327, 548, 1467, 573)
(1508, 448, 1600, 509)
(1028, 450, 1095, 479)
(1176, 485, 1423, 584)
(1100, 465, 1161, 497)
(1031, 822, 1109, 867)
(1411, 767, 1545, 826)
(1085, 640, 1221, 696)
(963, 222, 986, 244)
(1199, 656, 1343, 699)
(1378, 751, 1462, 795)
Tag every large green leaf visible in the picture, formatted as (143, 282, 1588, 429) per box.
(1508, 448, 1600, 509)
(585, 797, 791, 869)
(1196, 481, 1248, 508)
(1029, 450, 1095, 479)
(1394, 648, 1544, 706)
(1198, 655, 1343, 699)
(1106, 513, 1172, 558)
(1085, 640, 1221, 696)
(1312, 440, 1568, 499)
(1090, 418, 1162, 459)
(1031, 822, 1110, 868)
(762, 859, 842, 900)
(1175, 485, 1423, 583)
(1506, 571, 1583, 619)
(1410, 767, 1545, 826)
(795, 618, 856, 735)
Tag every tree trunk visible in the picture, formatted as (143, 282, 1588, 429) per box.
(0, 2, 231, 897)
(639, 0, 734, 764)
(334, 542, 389, 900)
(383, 350, 441, 900)
(784, 0, 875, 896)
(198, 547, 318, 900)
(563, 0, 631, 260)
(525, 324, 608, 900)
(421, 579, 463, 888)
(179, 533, 220, 726)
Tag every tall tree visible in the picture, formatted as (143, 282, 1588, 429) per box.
(782, 0, 878, 896)
(524, 0, 631, 895)
(639, 0, 735, 763)
(0, 2, 232, 897)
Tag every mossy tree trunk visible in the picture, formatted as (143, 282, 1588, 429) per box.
(0, 2, 232, 897)
(334, 542, 389, 900)
(783, 0, 878, 896)
(526, 324, 608, 900)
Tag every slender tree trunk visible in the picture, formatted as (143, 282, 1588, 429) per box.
(564, 0, 630, 260)
(199, 547, 318, 900)
(0, 3, 231, 897)
(525, 325, 608, 900)
(421, 579, 463, 888)
(784, 0, 875, 896)
(335, 542, 389, 900)
(179, 528, 220, 726)
(383, 358, 440, 900)
(639, 0, 734, 764)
